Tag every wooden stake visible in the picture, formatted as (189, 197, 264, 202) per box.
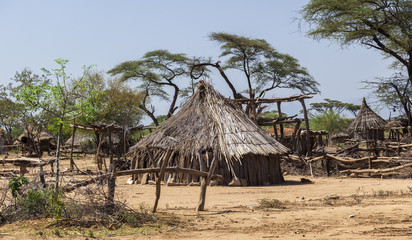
(70, 118, 76, 171)
(153, 151, 172, 213)
(299, 99, 311, 156)
(197, 154, 218, 211)
(277, 102, 284, 142)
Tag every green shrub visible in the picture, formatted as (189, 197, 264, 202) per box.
(8, 176, 29, 198)
(309, 109, 352, 134)
(10, 185, 66, 220)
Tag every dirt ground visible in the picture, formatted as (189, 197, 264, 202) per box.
(0, 155, 411, 239)
(114, 175, 412, 240)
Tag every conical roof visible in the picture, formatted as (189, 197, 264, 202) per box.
(129, 81, 289, 166)
(348, 98, 386, 134)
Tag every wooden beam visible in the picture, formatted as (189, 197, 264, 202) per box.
(229, 93, 315, 104)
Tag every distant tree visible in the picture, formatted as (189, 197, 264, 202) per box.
(192, 32, 319, 120)
(108, 50, 190, 125)
(302, 0, 412, 126)
(309, 99, 361, 116)
(8, 68, 51, 154)
(99, 79, 144, 127)
(363, 73, 411, 122)
(0, 92, 24, 144)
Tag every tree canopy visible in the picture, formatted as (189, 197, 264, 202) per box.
(108, 50, 190, 125)
(309, 98, 361, 116)
(209, 32, 320, 100)
(302, 0, 412, 126)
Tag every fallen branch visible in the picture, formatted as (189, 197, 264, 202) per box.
(340, 163, 412, 174)
(387, 143, 412, 149)
(325, 154, 376, 163)
(306, 155, 325, 163)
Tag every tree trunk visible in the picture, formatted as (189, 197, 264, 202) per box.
(69, 119, 76, 171)
(54, 124, 63, 198)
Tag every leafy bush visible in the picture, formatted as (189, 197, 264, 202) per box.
(17, 186, 66, 218)
(309, 109, 352, 134)
(8, 176, 29, 198)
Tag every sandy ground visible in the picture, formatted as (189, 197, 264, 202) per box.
(113, 175, 412, 240)
(0, 155, 411, 239)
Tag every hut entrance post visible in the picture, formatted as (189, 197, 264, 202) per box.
(197, 153, 218, 211)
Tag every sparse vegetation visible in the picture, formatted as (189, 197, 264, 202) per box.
(258, 199, 285, 209)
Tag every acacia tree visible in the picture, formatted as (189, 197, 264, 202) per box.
(108, 50, 190, 125)
(310, 98, 361, 116)
(192, 32, 319, 119)
(302, 0, 412, 126)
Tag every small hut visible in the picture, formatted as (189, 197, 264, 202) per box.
(15, 130, 56, 155)
(383, 117, 409, 140)
(128, 81, 289, 186)
(329, 132, 350, 146)
(347, 98, 386, 141)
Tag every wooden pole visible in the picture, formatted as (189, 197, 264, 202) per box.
(277, 102, 284, 142)
(197, 153, 218, 211)
(123, 127, 127, 162)
(153, 151, 172, 213)
(273, 124, 279, 140)
(107, 127, 116, 208)
(290, 121, 301, 152)
(69, 118, 76, 171)
(299, 99, 312, 157)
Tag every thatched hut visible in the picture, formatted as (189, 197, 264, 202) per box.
(329, 132, 350, 146)
(15, 130, 56, 155)
(128, 81, 289, 186)
(347, 98, 386, 141)
(383, 117, 409, 140)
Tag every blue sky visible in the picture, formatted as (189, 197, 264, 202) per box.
(0, 0, 396, 123)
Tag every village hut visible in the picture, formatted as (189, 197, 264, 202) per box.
(65, 131, 96, 151)
(128, 81, 290, 186)
(383, 117, 409, 140)
(347, 98, 386, 141)
(15, 130, 56, 155)
(329, 132, 350, 146)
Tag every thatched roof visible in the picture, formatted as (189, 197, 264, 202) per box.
(16, 130, 55, 143)
(129, 81, 289, 167)
(65, 132, 94, 146)
(348, 98, 386, 134)
(330, 132, 350, 140)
